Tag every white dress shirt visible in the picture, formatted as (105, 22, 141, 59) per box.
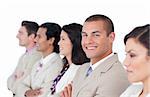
(47, 63, 80, 97)
(90, 53, 114, 70)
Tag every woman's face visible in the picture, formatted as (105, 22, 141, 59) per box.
(58, 30, 73, 57)
(124, 38, 150, 83)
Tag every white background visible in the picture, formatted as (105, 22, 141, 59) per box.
(0, 0, 150, 96)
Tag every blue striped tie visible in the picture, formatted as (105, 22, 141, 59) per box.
(86, 66, 92, 76)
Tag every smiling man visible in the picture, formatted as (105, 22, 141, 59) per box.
(61, 14, 130, 97)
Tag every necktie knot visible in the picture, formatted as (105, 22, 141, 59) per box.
(86, 66, 92, 76)
(36, 63, 43, 72)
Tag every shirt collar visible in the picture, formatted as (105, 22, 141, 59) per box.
(26, 45, 36, 54)
(90, 53, 114, 70)
(40, 52, 56, 66)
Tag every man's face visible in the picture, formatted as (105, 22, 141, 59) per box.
(81, 20, 114, 64)
(16, 26, 30, 47)
(35, 27, 52, 53)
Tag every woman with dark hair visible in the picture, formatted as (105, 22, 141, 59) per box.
(45, 23, 89, 97)
(120, 24, 150, 97)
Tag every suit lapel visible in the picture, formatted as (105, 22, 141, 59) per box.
(76, 54, 119, 95)
(31, 54, 59, 86)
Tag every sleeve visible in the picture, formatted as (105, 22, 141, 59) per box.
(7, 74, 15, 92)
(15, 75, 31, 97)
(25, 52, 41, 75)
(7, 55, 24, 93)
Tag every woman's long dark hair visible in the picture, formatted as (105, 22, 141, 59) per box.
(62, 23, 90, 66)
(124, 24, 150, 56)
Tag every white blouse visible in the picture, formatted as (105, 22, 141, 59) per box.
(120, 83, 150, 97)
(56, 63, 80, 93)
(47, 63, 80, 97)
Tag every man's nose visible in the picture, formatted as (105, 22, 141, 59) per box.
(34, 36, 38, 42)
(86, 36, 94, 44)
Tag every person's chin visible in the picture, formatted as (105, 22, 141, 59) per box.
(128, 76, 138, 83)
(37, 48, 41, 51)
(59, 52, 63, 55)
(86, 54, 94, 59)
(19, 44, 25, 47)
(59, 50, 64, 55)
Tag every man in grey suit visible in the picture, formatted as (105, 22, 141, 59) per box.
(61, 14, 130, 97)
(17, 22, 63, 97)
(7, 21, 42, 97)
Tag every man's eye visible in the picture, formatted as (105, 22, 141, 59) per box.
(94, 34, 100, 36)
(82, 34, 87, 37)
(37, 35, 40, 38)
(130, 54, 136, 58)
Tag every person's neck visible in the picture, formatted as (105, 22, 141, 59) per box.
(42, 49, 53, 58)
(140, 78, 150, 97)
(25, 42, 36, 50)
(66, 55, 72, 65)
(91, 51, 112, 65)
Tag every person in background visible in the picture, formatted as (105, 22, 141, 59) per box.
(7, 20, 42, 97)
(46, 23, 90, 97)
(120, 24, 150, 97)
(60, 14, 130, 97)
(15, 22, 63, 97)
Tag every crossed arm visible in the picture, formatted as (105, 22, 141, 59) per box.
(25, 88, 42, 97)
(60, 83, 72, 97)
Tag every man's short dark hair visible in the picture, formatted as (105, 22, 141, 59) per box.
(85, 14, 114, 36)
(39, 22, 61, 53)
(21, 21, 39, 36)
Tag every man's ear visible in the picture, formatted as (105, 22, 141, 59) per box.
(29, 34, 35, 40)
(48, 37, 55, 45)
(109, 32, 115, 43)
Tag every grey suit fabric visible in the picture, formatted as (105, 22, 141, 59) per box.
(72, 53, 130, 97)
(7, 47, 42, 95)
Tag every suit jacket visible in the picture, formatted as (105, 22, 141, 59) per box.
(72, 53, 130, 97)
(120, 83, 144, 97)
(7, 47, 42, 94)
(15, 53, 63, 97)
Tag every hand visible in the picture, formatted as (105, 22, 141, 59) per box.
(60, 84, 72, 97)
(14, 71, 24, 79)
(25, 88, 42, 97)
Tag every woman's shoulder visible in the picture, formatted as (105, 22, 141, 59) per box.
(68, 63, 81, 72)
(120, 83, 143, 97)
(127, 83, 143, 91)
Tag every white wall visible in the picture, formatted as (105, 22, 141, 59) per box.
(0, 0, 150, 97)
